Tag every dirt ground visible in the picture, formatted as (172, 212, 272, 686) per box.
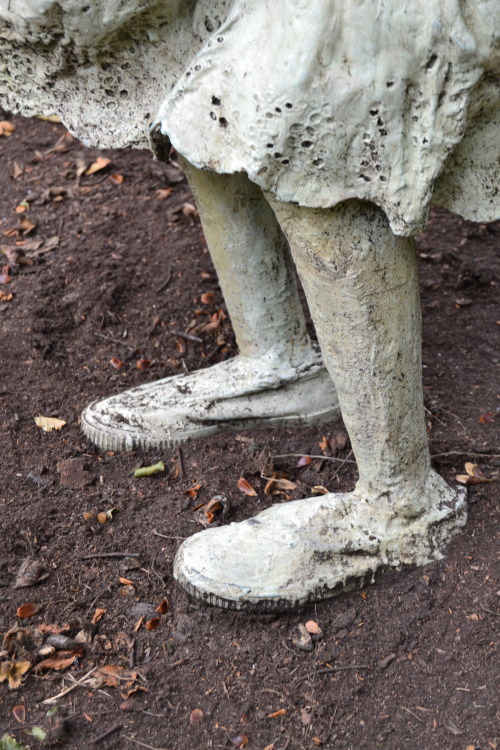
(0, 113, 499, 750)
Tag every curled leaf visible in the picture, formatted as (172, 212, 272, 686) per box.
(237, 477, 257, 496)
(85, 157, 111, 175)
(17, 603, 40, 619)
(0, 661, 31, 689)
(155, 599, 169, 614)
(34, 655, 76, 672)
(91, 608, 106, 625)
(134, 461, 165, 478)
(267, 708, 286, 718)
(109, 357, 124, 370)
(12, 706, 26, 724)
(456, 462, 493, 485)
(185, 482, 202, 499)
(34, 416, 66, 432)
(145, 618, 161, 631)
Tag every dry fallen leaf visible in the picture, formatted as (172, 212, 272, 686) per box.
(14, 558, 48, 589)
(156, 599, 169, 614)
(109, 173, 124, 185)
(34, 655, 76, 672)
(136, 359, 152, 370)
(89, 665, 137, 689)
(200, 292, 215, 304)
(478, 412, 495, 424)
(456, 462, 493, 485)
(185, 482, 202, 499)
(181, 202, 199, 219)
(264, 472, 297, 496)
(267, 708, 286, 718)
(311, 485, 329, 495)
(16, 602, 40, 619)
(145, 618, 161, 631)
(12, 705, 26, 723)
(0, 120, 16, 136)
(91, 608, 106, 625)
(109, 357, 124, 370)
(85, 156, 111, 175)
(96, 512, 108, 525)
(34, 416, 66, 432)
(156, 188, 173, 200)
(237, 477, 257, 496)
(0, 660, 30, 689)
(0, 290, 13, 301)
(232, 735, 249, 748)
(189, 708, 204, 724)
(297, 455, 312, 467)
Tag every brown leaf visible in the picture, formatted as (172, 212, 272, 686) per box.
(145, 618, 161, 631)
(189, 708, 204, 724)
(185, 482, 202, 499)
(0, 290, 13, 301)
(318, 435, 329, 453)
(109, 173, 124, 185)
(19, 217, 37, 234)
(0, 120, 16, 136)
(96, 512, 108, 524)
(237, 477, 257, 496)
(156, 599, 170, 614)
(12, 161, 23, 179)
(17, 602, 40, 619)
(311, 485, 329, 495)
(89, 665, 137, 689)
(119, 577, 134, 586)
(85, 156, 111, 175)
(479, 412, 495, 424)
(12, 704, 26, 723)
(456, 463, 493, 485)
(34, 654, 76, 672)
(200, 292, 215, 304)
(297, 455, 312, 467)
(38, 623, 71, 634)
(14, 557, 48, 588)
(232, 735, 249, 748)
(136, 359, 152, 370)
(0, 660, 31, 689)
(264, 472, 297, 496)
(91, 608, 106, 625)
(156, 188, 173, 200)
(267, 708, 286, 718)
(109, 357, 124, 370)
(181, 202, 199, 219)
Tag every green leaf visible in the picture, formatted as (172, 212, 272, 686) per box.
(134, 461, 165, 478)
(30, 728, 46, 741)
(0, 735, 29, 750)
(45, 706, 58, 717)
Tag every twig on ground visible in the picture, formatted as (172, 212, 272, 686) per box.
(94, 331, 138, 350)
(153, 529, 187, 541)
(272, 453, 357, 464)
(401, 706, 425, 724)
(295, 664, 370, 686)
(156, 265, 172, 293)
(330, 449, 354, 482)
(92, 723, 123, 744)
(430, 451, 500, 459)
(80, 552, 140, 560)
(169, 329, 203, 344)
(123, 736, 169, 750)
(42, 667, 98, 704)
(481, 606, 500, 617)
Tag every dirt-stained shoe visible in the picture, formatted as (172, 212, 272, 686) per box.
(81, 351, 340, 451)
(174, 477, 466, 612)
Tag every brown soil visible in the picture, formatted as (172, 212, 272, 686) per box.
(0, 114, 499, 750)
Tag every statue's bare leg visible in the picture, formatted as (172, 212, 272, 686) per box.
(81, 167, 339, 450)
(174, 199, 466, 611)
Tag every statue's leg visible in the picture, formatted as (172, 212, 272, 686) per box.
(81, 167, 339, 451)
(174, 199, 466, 611)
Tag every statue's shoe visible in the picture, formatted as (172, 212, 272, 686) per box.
(174, 482, 467, 612)
(81, 351, 340, 451)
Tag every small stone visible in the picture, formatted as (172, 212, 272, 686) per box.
(292, 623, 313, 652)
(333, 607, 357, 631)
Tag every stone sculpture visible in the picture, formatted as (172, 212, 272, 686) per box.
(1, 1, 499, 611)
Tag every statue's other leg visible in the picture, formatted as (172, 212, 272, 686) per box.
(173, 199, 466, 611)
(81, 167, 339, 450)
